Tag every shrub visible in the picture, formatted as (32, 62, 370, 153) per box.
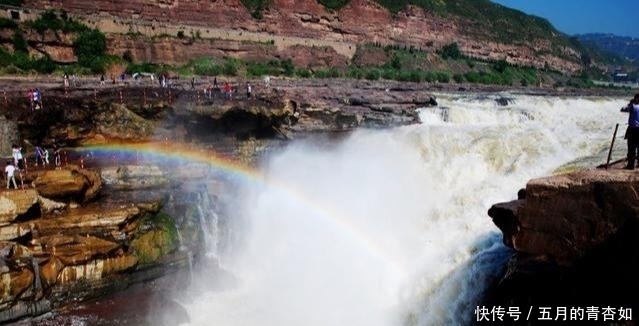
(177, 30, 185, 39)
(318, 0, 350, 10)
(31, 56, 56, 74)
(390, 53, 401, 70)
(280, 59, 295, 76)
(435, 72, 450, 83)
(222, 61, 238, 76)
(346, 67, 363, 79)
(12, 30, 28, 53)
(240, 0, 272, 19)
(0, 0, 24, 6)
(0, 48, 12, 67)
(314, 67, 341, 78)
(74, 29, 106, 67)
(28, 10, 88, 34)
(0, 17, 17, 29)
(381, 69, 396, 80)
(493, 59, 509, 73)
(122, 50, 133, 63)
(365, 69, 381, 80)
(296, 68, 312, 78)
(440, 43, 462, 60)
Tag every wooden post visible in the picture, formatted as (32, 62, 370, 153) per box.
(606, 123, 620, 169)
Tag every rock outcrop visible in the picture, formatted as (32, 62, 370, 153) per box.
(0, 160, 223, 323)
(1, 79, 430, 149)
(486, 168, 639, 319)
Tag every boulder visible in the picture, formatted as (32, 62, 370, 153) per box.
(31, 166, 101, 202)
(485, 168, 639, 312)
(488, 169, 639, 261)
(0, 269, 34, 301)
(0, 190, 38, 225)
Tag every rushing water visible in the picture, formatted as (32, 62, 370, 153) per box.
(15, 93, 628, 326)
(162, 93, 628, 326)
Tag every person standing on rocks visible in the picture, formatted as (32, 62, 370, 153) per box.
(621, 93, 639, 169)
(12, 144, 24, 171)
(5, 161, 17, 190)
(224, 82, 232, 100)
(43, 146, 49, 166)
(53, 144, 62, 168)
(246, 82, 252, 99)
(34, 145, 44, 166)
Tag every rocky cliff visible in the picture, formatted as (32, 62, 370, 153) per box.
(0, 161, 211, 323)
(7, 0, 583, 72)
(0, 76, 435, 322)
(487, 167, 639, 322)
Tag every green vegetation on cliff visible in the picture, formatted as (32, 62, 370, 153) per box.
(318, 0, 350, 10)
(0, 0, 23, 6)
(0, 10, 121, 75)
(131, 212, 179, 265)
(26, 10, 88, 34)
(240, 0, 272, 19)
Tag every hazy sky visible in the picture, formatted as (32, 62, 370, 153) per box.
(491, 0, 639, 38)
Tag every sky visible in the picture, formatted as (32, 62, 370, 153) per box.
(490, 0, 639, 39)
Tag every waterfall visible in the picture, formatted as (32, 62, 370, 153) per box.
(195, 190, 221, 259)
(175, 93, 628, 326)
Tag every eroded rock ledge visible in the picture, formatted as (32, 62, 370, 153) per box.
(0, 162, 220, 323)
(486, 168, 639, 317)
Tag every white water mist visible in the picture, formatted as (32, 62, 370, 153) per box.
(174, 93, 628, 326)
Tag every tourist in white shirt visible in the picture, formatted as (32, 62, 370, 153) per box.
(5, 161, 17, 189)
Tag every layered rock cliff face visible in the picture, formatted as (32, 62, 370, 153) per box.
(487, 168, 639, 319)
(13, 0, 582, 72)
(2, 78, 428, 148)
(0, 161, 220, 323)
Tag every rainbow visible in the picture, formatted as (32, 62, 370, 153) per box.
(82, 141, 263, 181)
(81, 141, 406, 276)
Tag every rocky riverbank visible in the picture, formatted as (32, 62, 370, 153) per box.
(485, 164, 639, 324)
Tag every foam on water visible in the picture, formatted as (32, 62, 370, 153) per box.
(172, 93, 628, 326)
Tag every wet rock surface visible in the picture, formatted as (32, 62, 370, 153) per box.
(486, 167, 639, 321)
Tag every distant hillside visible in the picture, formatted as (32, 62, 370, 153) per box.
(576, 33, 639, 63)
(1, 0, 634, 87)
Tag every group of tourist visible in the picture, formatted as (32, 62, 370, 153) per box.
(27, 88, 43, 110)
(201, 77, 253, 100)
(4, 144, 63, 190)
(57, 72, 262, 102)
